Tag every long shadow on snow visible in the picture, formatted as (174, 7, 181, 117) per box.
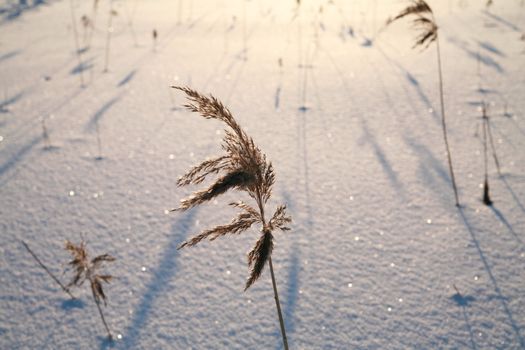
(376, 46, 440, 124)
(85, 96, 121, 133)
(70, 57, 94, 76)
(485, 118, 520, 153)
(403, 134, 453, 206)
(359, 121, 405, 197)
(482, 10, 521, 32)
(0, 50, 21, 63)
(500, 175, 525, 214)
(118, 211, 197, 350)
(0, 0, 49, 23)
(446, 37, 504, 74)
(0, 91, 24, 113)
(0, 136, 41, 178)
(477, 40, 505, 58)
(275, 248, 300, 350)
(489, 205, 523, 246)
(295, 109, 314, 229)
(451, 292, 478, 350)
(273, 191, 301, 350)
(458, 208, 525, 348)
(117, 70, 137, 87)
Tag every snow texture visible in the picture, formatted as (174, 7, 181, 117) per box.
(1, 0, 524, 349)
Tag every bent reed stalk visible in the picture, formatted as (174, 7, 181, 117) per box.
(386, 0, 460, 206)
(172, 86, 291, 349)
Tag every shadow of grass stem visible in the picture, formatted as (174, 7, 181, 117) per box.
(21, 240, 76, 299)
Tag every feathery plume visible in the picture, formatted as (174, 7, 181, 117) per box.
(386, 0, 437, 49)
(173, 86, 291, 349)
(173, 86, 291, 288)
(65, 240, 115, 340)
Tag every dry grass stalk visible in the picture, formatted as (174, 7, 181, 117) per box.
(86, 0, 100, 50)
(95, 120, 103, 160)
(481, 104, 493, 205)
(480, 103, 503, 205)
(485, 110, 501, 176)
(65, 240, 115, 340)
(103, 3, 118, 72)
(21, 240, 76, 299)
(81, 15, 91, 45)
(172, 86, 291, 349)
(386, 0, 460, 207)
(69, 0, 85, 87)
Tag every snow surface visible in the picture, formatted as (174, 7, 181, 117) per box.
(1, 0, 525, 349)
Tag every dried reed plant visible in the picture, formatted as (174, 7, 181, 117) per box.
(172, 86, 291, 349)
(65, 240, 115, 340)
(386, 0, 460, 207)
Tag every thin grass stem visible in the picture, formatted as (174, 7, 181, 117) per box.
(482, 105, 493, 205)
(486, 116, 502, 176)
(269, 256, 288, 350)
(435, 33, 460, 206)
(95, 120, 102, 159)
(69, 0, 85, 87)
(91, 283, 113, 340)
(103, 1, 114, 72)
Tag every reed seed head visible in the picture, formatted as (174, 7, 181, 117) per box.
(173, 86, 291, 290)
(65, 240, 115, 306)
(386, 0, 438, 50)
